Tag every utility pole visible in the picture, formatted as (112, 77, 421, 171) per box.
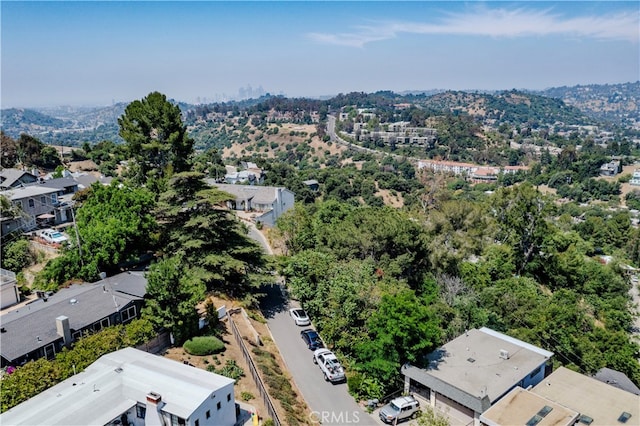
(69, 202, 83, 265)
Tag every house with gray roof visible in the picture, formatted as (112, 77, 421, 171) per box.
(402, 327, 553, 426)
(0, 168, 38, 190)
(0, 271, 147, 367)
(0, 347, 237, 426)
(206, 181, 294, 227)
(1, 184, 61, 235)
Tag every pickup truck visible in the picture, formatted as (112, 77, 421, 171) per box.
(38, 229, 68, 245)
(312, 348, 345, 383)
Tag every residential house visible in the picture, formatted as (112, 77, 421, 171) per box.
(479, 386, 579, 426)
(206, 181, 294, 227)
(0, 168, 38, 190)
(531, 367, 640, 425)
(630, 169, 640, 186)
(401, 327, 553, 426)
(0, 185, 61, 235)
(223, 164, 264, 185)
(303, 179, 320, 192)
(593, 367, 640, 395)
(0, 269, 20, 309)
(600, 160, 621, 176)
(0, 347, 237, 426)
(0, 271, 147, 367)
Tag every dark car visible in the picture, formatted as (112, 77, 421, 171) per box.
(300, 329, 324, 350)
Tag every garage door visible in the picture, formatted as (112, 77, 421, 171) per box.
(435, 393, 474, 425)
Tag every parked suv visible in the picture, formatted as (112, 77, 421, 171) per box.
(379, 395, 420, 424)
(312, 348, 345, 383)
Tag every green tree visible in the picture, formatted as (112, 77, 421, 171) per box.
(155, 172, 269, 297)
(142, 257, 205, 344)
(357, 289, 441, 385)
(0, 132, 18, 168)
(1, 239, 36, 272)
(490, 183, 552, 274)
(118, 91, 194, 190)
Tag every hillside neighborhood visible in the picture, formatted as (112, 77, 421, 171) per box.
(1, 84, 640, 426)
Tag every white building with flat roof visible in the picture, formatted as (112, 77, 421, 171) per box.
(0, 347, 236, 426)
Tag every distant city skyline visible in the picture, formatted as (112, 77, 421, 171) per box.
(1, 1, 638, 108)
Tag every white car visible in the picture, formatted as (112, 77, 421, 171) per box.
(289, 308, 311, 326)
(379, 396, 420, 424)
(313, 348, 345, 383)
(38, 229, 68, 245)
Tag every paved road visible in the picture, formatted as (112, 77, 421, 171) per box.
(260, 284, 374, 425)
(244, 221, 375, 425)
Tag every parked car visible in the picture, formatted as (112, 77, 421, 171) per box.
(38, 229, 68, 245)
(312, 348, 345, 383)
(300, 329, 324, 350)
(379, 395, 420, 424)
(289, 308, 311, 326)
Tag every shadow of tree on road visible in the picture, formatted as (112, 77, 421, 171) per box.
(259, 283, 289, 319)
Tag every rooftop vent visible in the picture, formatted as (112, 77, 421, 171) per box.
(466, 357, 476, 363)
(114, 367, 123, 373)
(499, 349, 510, 360)
(69, 299, 78, 305)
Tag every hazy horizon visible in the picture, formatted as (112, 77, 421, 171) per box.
(2, 1, 638, 109)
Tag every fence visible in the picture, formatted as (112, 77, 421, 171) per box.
(228, 314, 282, 426)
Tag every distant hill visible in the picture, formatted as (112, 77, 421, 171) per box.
(419, 90, 590, 125)
(534, 81, 639, 124)
(1, 108, 69, 136)
(2, 82, 637, 145)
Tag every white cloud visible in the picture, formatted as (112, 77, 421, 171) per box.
(307, 7, 639, 47)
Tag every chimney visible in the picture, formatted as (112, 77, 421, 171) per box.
(145, 392, 165, 426)
(56, 316, 72, 346)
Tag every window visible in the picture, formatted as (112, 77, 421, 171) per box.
(72, 331, 83, 340)
(28, 199, 35, 208)
(93, 317, 110, 332)
(206, 411, 210, 419)
(51, 194, 58, 204)
(618, 412, 632, 423)
(44, 343, 56, 360)
(194, 420, 199, 426)
(529, 366, 542, 378)
(136, 404, 146, 418)
(227, 393, 231, 402)
(40, 196, 46, 206)
(121, 305, 137, 323)
(169, 414, 185, 426)
(579, 415, 594, 425)
(216, 401, 221, 410)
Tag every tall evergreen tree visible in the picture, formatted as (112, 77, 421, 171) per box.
(118, 91, 194, 191)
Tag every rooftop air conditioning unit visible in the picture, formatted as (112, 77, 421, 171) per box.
(499, 349, 510, 360)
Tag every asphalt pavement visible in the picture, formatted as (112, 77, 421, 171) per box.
(259, 283, 376, 425)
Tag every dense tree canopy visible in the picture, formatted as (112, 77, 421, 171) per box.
(118, 91, 194, 190)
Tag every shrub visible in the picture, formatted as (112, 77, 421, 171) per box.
(215, 359, 244, 381)
(183, 336, 225, 356)
(240, 391, 254, 401)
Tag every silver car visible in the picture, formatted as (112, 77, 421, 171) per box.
(379, 396, 420, 424)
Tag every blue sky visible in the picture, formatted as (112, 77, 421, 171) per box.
(1, 1, 638, 107)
